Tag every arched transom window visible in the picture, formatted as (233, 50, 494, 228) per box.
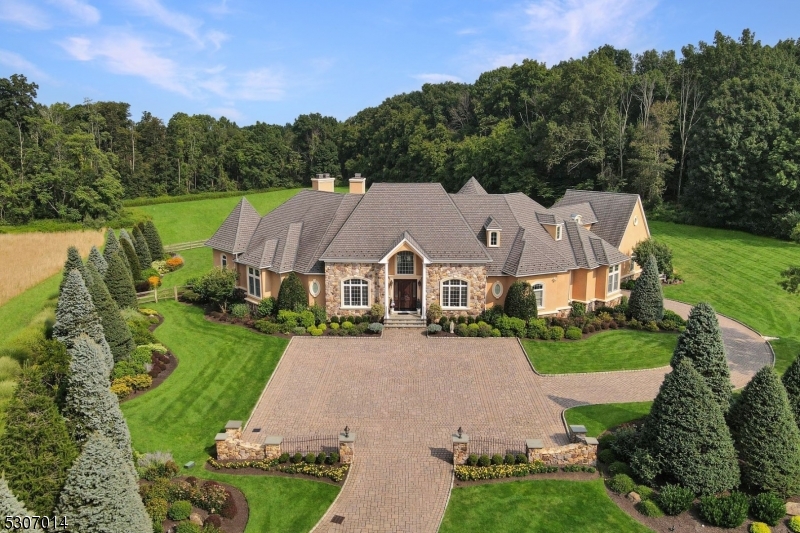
(442, 279, 468, 308)
(396, 251, 414, 275)
(532, 283, 544, 308)
(342, 278, 369, 307)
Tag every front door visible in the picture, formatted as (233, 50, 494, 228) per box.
(394, 280, 417, 311)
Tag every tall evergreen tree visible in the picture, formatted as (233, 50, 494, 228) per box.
(730, 366, 800, 496)
(0, 477, 41, 532)
(636, 359, 740, 495)
(52, 269, 114, 373)
(102, 229, 129, 273)
(670, 302, 731, 411)
(64, 335, 132, 455)
(141, 220, 164, 260)
(132, 225, 152, 269)
(627, 254, 664, 323)
(119, 236, 142, 282)
(118, 228, 134, 248)
(55, 433, 150, 533)
(782, 355, 800, 427)
(504, 281, 538, 320)
(87, 245, 108, 277)
(0, 370, 79, 515)
(58, 246, 87, 294)
(277, 271, 306, 311)
(104, 252, 138, 309)
(84, 262, 135, 362)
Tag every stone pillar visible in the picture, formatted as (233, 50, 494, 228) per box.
(526, 439, 543, 464)
(339, 432, 355, 464)
(452, 432, 469, 465)
(569, 424, 587, 443)
(264, 436, 283, 461)
(214, 432, 229, 460)
(225, 420, 243, 439)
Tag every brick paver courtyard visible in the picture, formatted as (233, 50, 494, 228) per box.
(242, 301, 773, 532)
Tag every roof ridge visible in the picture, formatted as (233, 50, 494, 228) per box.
(304, 193, 350, 271)
(445, 184, 493, 262)
(318, 192, 366, 260)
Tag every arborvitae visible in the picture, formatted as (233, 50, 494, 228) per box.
(0, 370, 79, 515)
(0, 476, 41, 531)
(119, 235, 142, 282)
(84, 262, 135, 362)
(141, 220, 164, 261)
(102, 228, 128, 272)
(670, 302, 731, 411)
(64, 335, 132, 456)
(504, 281, 538, 320)
(636, 359, 740, 495)
(87, 245, 108, 277)
(730, 366, 800, 496)
(53, 269, 114, 373)
(104, 252, 138, 309)
(782, 355, 800, 427)
(132, 225, 152, 269)
(58, 246, 87, 294)
(55, 433, 150, 533)
(277, 271, 307, 311)
(627, 253, 664, 323)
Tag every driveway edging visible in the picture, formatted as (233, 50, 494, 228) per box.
(243, 336, 295, 432)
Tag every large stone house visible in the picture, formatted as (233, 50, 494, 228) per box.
(205, 175, 650, 321)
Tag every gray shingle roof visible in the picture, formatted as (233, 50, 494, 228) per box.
(547, 202, 598, 225)
(457, 176, 488, 195)
(484, 216, 502, 230)
(552, 190, 639, 247)
(205, 197, 261, 254)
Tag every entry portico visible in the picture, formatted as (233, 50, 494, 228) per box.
(379, 232, 430, 319)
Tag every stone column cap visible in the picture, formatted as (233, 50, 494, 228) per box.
(214, 433, 229, 441)
(569, 424, 587, 433)
(452, 433, 469, 444)
(263, 436, 283, 446)
(225, 420, 243, 430)
(526, 439, 544, 449)
(584, 437, 599, 446)
(339, 432, 356, 443)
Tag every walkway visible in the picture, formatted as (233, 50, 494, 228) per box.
(242, 300, 772, 532)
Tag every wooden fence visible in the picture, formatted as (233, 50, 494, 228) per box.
(164, 240, 207, 253)
(136, 285, 187, 303)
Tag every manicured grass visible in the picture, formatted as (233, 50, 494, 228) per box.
(439, 479, 652, 533)
(652, 221, 800, 374)
(565, 402, 653, 437)
(522, 329, 678, 374)
(159, 247, 210, 290)
(0, 273, 59, 350)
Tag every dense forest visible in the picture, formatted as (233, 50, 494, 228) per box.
(1, 30, 800, 238)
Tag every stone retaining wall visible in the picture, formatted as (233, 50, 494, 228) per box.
(527, 442, 597, 466)
(214, 424, 354, 464)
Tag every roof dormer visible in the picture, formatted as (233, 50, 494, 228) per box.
(535, 212, 563, 241)
(484, 216, 502, 247)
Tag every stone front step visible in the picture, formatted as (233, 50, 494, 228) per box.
(384, 316, 426, 328)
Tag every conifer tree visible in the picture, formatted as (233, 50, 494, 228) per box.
(132, 225, 152, 269)
(104, 252, 138, 309)
(119, 236, 142, 282)
(782, 355, 800, 427)
(87, 245, 108, 277)
(277, 271, 306, 311)
(118, 228, 134, 248)
(55, 433, 150, 533)
(636, 359, 740, 495)
(102, 229, 129, 273)
(0, 370, 79, 515)
(64, 335, 132, 455)
(84, 263, 135, 362)
(670, 302, 731, 411)
(141, 220, 164, 261)
(504, 281, 538, 320)
(627, 253, 664, 323)
(730, 366, 800, 496)
(58, 246, 87, 294)
(0, 477, 41, 531)
(53, 269, 114, 373)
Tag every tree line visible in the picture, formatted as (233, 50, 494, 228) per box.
(1, 29, 799, 238)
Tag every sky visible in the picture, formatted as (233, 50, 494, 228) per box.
(1, 0, 798, 126)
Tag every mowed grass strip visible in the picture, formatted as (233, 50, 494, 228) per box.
(0, 274, 59, 350)
(565, 402, 653, 437)
(439, 479, 652, 533)
(652, 221, 800, 374)
(522, 329, 678, 374)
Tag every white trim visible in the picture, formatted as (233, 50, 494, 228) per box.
(491, 281, 503, 298)
(531, 282, 545, 309)
(221, 254, 228, 269)
(384, 264, 389, 319)
(440, 278, 469, 310)
(395, 251, 415, 275)
(488, 231, 499, 247)
(421, 264, 427, 319)
(607, 263, 621, 295)
(378, 238, 431, 265)
(340, 277, 370, 309)
(247, 266, 261, 298)
(555, 224, 562, 241)
(309, 279, 321, 297)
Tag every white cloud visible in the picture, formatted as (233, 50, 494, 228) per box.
(205, 29, 228, 50)
(457, 28, 478, 36)
(199, 67, 285, 102)
(126, 0, 224, 49)
(207, 106, 244, 121)
(0, 0, 50, 29)
(48, 0, 100, 25)
(0, 49, 50, 80)
(412, 73, 463, 84)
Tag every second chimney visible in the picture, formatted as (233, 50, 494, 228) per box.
(349, 173, 366, 194)
(311, 173, 335, 192)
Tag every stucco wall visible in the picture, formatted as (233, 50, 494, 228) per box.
(298, 273, 326, 307)
(425, 264, 487, 317)
(324, 263, 385, 317)
(618, 199, 650, 279)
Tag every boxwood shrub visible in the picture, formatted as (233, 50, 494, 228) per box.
(657, 484, 694, 516)
(749, 492, 785, 526)
(607, 473, 635, 494)
(750, 523, 771, 533)
(565, 326, 583, 340)
(698, 492, 749, 528)
(168, 500, 192, 521)
(548, 326, 565, 340)
(598, 448, 616, 464)
(637, 500, 664, 517)
(491, 454, 504, 465)
(478, 454, 491, 467)
(607, 461, 632, 476)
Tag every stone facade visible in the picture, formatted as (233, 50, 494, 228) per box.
(527, 442, 597, 467)
(215, 428, 284, 462)
(339, 440, 355, 465)
(586, 295, 623, 313)
(425, 264, 487, 317)
(452, 441, 469, 465)
(325, 263, 385, 317)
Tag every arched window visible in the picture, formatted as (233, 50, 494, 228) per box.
(342, 278, 369, 307)
(221, 254, 227, 269)
(309, 280, 321, 297)
(532, 283, 544, 308)
(442, 279, 468, 308)
(396, 251, 414, 274)
(492, 281, 503, 298)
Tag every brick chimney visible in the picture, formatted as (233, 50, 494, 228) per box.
(311, 173, 335, 192)
(349, 173, 366, 194)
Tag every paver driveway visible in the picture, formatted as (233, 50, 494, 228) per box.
(242, 300, 772, 532)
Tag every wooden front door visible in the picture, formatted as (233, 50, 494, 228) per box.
(393, 280, 418, 311)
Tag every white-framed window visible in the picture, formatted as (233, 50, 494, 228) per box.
(488, 231, 499, 247)
(221, 254, 227, 269)
(342, 278, 369, 308)
(492, 281, 503, 298)
(441, 279, 468, 308)
(532, 283, 544, 308)
(309, 279, 321, 297)
(555, 225, 562, 241)
(248, 267, 261, 298)
(396, 251, 414, 275)
(607, 264, 621, 294)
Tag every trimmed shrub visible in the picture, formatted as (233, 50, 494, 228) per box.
(329, 322, 340, 330)
(491, 454, 504, 466)
(256, 297, 277, 318)
(495, 315, 526, 338)
(315, 452, 327, 465)
(598, 449, 616, 464)
(168, 500, 192, 520)
(328, 452, 340, 464)
(698, 492, 749, 528)
(570, 301, 586, 317)
(635, 485, 654, 501)
(504, 454, 516, 465)
(455, 323, 469, 337)
(565, 326, 582, 340)
(608, 461, 632, 476)
(277, 310, 299, 327)
(548, 326, 565, 341)
(790, 516, 800, 533)
(230, 303, 249, 319)
(309, 327, 323, 336)
(505, 281, 538, 320)
(427, 303, 443, 323)
(478, 454, 491, 467)
(657, 484, 694, 516)
(627, 254, 664, 323)
(749, 492, 785, 526)
(637, 500, 664, 517)
(291, 453, 302, 464)
(278, 453, 290, 464)
(368, 323, 384, 334)
(490, 328, 501, 337)
(427, 324, 442, 334)
(466, 454, 478, 466)
(341, 321, 354, 330)
(750, 523, 771, 533)
(175, 522, 201, 533)
(304, 453, 316, 464)
(277, 272, 306, 312)
(298, 310, 315, 329)
(515, 454, 528, 464)
(254, 320, 280, 334)
(467, 323, 480, 337)
(292, 327, 306, 335)
(527, 318, 548, 339)
(607, 474, 635, 494)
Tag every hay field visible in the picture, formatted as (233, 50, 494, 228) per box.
(0, 229, 105, 305)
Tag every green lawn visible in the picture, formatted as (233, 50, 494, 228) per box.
(522, 330, 678, 374)
(440, 479, 652, 533)
(564, 402, 653, 437)
(652, 221, 800, 374)
(0, 274, 59, 350)
(159, 247, 210, 290)
(122, 300, 338, 532)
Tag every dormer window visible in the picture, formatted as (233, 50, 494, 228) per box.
(555, 224, 562, 241)
(572, 214, 582, 225)
(488, 231, 500, 247)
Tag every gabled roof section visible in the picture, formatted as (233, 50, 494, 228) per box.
(535, 212, 560, 225)
(484, 216, 502, 231)
(278, 222, 303, 272)
(457, 176, 488, 195)
(552, 190, 640, 247)
(547, 202, 598, 225)
(205, 197, 261, 254)
(380, 231, 431, 264)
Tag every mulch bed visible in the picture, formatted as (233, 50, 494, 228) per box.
(204, 310, 379, 338)
(204, 462, 348, 486)
(156, 477, 249, 533)
(452, 469, 598, 488)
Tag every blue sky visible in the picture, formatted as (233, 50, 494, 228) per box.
(1, 0, 798, 126)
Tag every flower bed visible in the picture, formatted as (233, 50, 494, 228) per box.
(455, 462, 568, 481)
(207, 457, 349, 483)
